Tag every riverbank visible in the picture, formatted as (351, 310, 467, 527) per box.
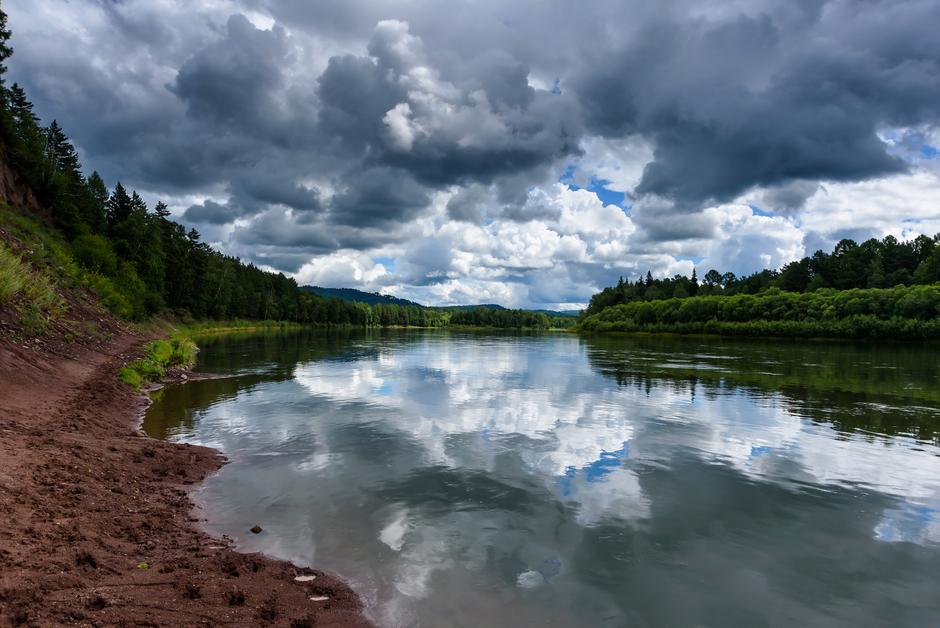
(0, 328, 372, 626)
(576, 284, 940, 339)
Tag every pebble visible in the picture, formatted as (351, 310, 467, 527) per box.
(309, 595, 330, 602)
(294, 575, 317, 582)
(250, 525, 263, 534)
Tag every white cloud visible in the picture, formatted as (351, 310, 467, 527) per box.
(800, 168, 940, 242)
(697, 204, 805, 275)
(383, 102, 418, 150)
(295, 250, 391, 289)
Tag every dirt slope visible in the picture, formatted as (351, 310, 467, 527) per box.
(0, 326, 373, 627)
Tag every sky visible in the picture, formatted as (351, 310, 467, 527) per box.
(6, 0, 940, 309)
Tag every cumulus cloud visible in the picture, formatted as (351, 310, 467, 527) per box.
(7, 0, 940, 308)
(294, 251, 392, 289)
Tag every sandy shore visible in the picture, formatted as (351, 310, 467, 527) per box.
(0, 329, 372, 627)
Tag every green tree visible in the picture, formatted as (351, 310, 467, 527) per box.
(704, 269, 722, 288)
(0, 4, 11, 83)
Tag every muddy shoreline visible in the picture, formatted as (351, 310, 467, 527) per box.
(0, 331, 373, 627)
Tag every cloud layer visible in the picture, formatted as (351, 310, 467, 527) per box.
(7, 0, 940, 307)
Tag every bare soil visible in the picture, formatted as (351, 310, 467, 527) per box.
(0, 327, 373, 627)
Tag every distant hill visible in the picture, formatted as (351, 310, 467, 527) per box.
(301, 286, 424, 307)
(301, 286, 581, 316)
(441, 304, 578, 316)
(438, 303, 506, 311)
(533, 309, 581, 318)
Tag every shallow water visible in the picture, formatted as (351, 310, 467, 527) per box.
(145, 330, 940, 627)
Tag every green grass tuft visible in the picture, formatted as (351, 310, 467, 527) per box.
(119, 334, 198, 389)
(119, 366, 143, 388)
(0, 239, 29, 303)
(0, 239, 64, 332)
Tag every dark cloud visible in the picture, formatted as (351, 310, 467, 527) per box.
(329, 167, 429, 227)
(574, 2, 940, 205)
(15, 1, 940, 219)
(314, 20, 581, 188)
(182, 199, 247, 225)
(174, 15, 290, 129)
(316, 53, 405, 155)
(230, 168, 322, 211)
(629, 197, 718, 242)
(232, 208, 338, 250)
(446, 186, 488, 224)
(757, 180, 820, 215)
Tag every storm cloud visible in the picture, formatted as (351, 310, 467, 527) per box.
(7, 0, 940, 307)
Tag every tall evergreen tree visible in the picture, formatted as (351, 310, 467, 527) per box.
(0, 4, 11, 83)
(85, 171, 109, 233)
(106, 182, 133, 227)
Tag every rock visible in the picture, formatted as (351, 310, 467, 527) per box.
(294, 574, 317, 582)
(250, 525, 263, 534)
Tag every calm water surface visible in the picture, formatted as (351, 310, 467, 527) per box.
(145, 331, 940, 627)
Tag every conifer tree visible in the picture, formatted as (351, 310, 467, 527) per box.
(0, 4, 12, 83)
(85, 171, 109, 233)
(106, 182, 133, 227)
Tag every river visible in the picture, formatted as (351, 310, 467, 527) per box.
(144, 330, 940, 627)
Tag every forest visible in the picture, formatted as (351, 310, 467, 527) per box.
(579, 284, 940, 338)
(0, 11, 566, 331)
(580, 218, 940, 337)
(585, 235, 940, 317)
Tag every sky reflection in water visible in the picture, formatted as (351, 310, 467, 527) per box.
(145, 331, 940, 627)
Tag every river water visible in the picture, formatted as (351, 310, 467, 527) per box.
(144, 330, 940, 627)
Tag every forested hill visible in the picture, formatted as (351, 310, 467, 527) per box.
(301, 286, 423, 307)
(303, 286, 579, 318)
(579, 234, 940, 338)
(302, 288, 536, 314)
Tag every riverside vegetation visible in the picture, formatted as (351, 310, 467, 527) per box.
(118, 335, 198, 389)
(578, 224, 940, 338)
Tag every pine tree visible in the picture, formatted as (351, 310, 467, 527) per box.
(154, 200, 170, 220)
(8, 84, 37, 129)
(44, 120, 81, 178)
(0, 4, 12, 83)
(690, 268, 699, 296)
(106, 182, 133, 227)
(85, 171, 109, 232)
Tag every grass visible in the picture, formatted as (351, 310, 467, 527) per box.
(0, 238, 64, 332)
(177, 319, 305, 336)
(119, 335, 198, 389)
(0, 239, 28, 302)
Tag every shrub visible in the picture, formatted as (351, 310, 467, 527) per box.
(71, 234, 118, 275)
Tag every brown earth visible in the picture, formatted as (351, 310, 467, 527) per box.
(0, 326, 374, 627)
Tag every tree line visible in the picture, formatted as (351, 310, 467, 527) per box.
(579, 284, 940, 338)
(449, 307, 573, 329)
(586, 235, 940, 317)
